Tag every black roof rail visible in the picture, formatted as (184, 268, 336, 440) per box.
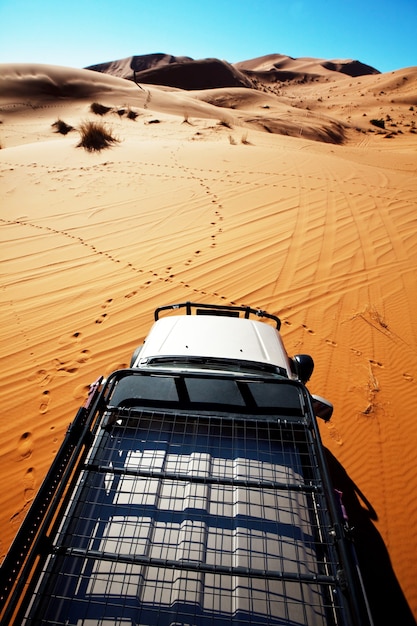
(154, 302, 281, 329)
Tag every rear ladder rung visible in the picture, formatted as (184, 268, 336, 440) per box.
(54, 546, 338, 586)
(86, 463, 320, 493)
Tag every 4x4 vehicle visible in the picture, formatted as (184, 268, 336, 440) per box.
(0, 302, 372, 625)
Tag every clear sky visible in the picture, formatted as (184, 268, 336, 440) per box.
(0, 0, 416, 73)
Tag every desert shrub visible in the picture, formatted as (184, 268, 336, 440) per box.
(52, 119, 73, 135)
(126, 108, 138, 120)
(77, 120, 119, 152)
(90, 102, 112, 116)
(370, 118, 385, 129)
(182, 112, 193, 125)
(217, 119, 232, 129)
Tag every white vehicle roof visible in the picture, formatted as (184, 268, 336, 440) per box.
(136, 314, 293, 376)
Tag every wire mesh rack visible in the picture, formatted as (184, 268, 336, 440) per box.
(0, 369, 372, 625)
(23, 396, 345, 626)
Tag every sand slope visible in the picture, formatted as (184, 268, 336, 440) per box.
(1, 61, 417, 622)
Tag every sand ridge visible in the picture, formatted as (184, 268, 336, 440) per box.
(1, 59, 417, 622)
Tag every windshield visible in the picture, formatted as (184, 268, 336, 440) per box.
(142, 356, 287, 377)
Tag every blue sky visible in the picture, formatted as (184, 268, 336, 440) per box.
(0, 0, 416, 73)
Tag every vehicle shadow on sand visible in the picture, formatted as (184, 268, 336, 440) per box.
(325, 449, 416, 626)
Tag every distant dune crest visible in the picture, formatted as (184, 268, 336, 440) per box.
(87, 53, 194, 80)
(85, 52, 381, 89)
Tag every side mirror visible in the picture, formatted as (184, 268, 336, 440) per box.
(293, 354, 314, 383)
(312, 395, 333, 422)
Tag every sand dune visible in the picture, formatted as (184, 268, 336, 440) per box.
(1, 58, 417, 623)
(87, 52, 380, 86)
(234, 53, 380, 80)
(87, 54, 253, 90)
(87, 53, 194, 80)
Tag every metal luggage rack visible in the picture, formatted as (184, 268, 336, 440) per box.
(0, 370, 370, 625)
(154, 301, 282, 329)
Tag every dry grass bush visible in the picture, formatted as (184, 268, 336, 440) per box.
(52, 119, 74, 135)
(77, 120, 119, 152)
(89, 102, 139, 121)
(90, 102, 112, 116)
(182, 111, 194, 125)
(126, 108, 138, 120)
(217, 119, 232, 129)
(370, 118, 385, 129)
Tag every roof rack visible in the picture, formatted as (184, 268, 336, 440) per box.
(154, 301, 281, 329)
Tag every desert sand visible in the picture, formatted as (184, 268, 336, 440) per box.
(1, 56, 417, 623)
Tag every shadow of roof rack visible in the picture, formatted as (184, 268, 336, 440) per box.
(154, 301, 281, 329)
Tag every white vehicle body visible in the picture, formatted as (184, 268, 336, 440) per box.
(133, 314, 295, 377)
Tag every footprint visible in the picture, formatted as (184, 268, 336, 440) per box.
(23, 467, 36, 502)
(77, 349, 91, 364)
(73, 382, 92, 401)
(369, 359, 383, 368)
(326, 423, 343, 446)
(58, 331, 82, 347)
(52, 358, 79, 374)
(39, 390, 50, 414)
(18, 432, 33, 460)
(350, 348, 362, 356)
(325, 339, 337, 347)
(29, 369, 52, 386)
(302, 324, 315, 334)
(403, 373, 414, 382)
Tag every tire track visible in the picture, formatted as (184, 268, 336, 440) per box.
(2, 159, 414, 206)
